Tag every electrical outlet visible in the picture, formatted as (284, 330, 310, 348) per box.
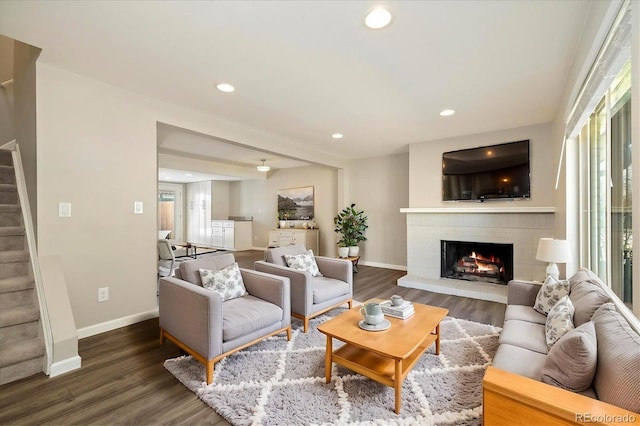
(98, 287, 109, 302)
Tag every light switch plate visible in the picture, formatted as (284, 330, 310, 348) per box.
(134, 201, 143, 214)
(58, 202, 71, 218)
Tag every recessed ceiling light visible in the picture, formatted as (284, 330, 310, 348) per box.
(440, 109, 456, 117)
(332, 133, 344, 139)
(365, 7, 392, 29)
(185, 173, 193, 177)
(216, 83, 235, 93)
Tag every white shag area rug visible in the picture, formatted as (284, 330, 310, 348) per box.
(164, 307, 501, 426)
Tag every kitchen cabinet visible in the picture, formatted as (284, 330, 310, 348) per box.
(186, 181, 211, 246)
(186, 180, 231, 246)
(211, 220, 253, 250)
(268, 229, 319, 253)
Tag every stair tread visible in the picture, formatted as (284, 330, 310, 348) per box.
(0, 205, 20, 213)
(0, 337, 45, 368)
(0, 226, 25, 237)
(0, 275, 34, 293)
(0, 184, 17, 191)
(0, 304, 39, 328)
(0, 250, 29, 261)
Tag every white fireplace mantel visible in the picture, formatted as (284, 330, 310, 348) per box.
(400, 206, 555, 214)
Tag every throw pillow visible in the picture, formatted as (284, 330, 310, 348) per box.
(591, 303, 640, 413)
(284, 249, 322, 277)
(534, 275, 570, 315)
(541, 321, 597, 392)
(199, 263, 247, 302)
(545, 295, 575, 349)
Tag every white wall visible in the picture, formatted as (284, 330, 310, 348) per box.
(345, 153, 409, 269)
(36, 64, 159, 330)
(409, 123, 553, 208)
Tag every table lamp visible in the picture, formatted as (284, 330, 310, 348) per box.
(536, 238, 571, 280)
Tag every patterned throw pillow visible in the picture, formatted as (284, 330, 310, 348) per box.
(534, 275, 570, 315)
(284, 250, 322, 277)
(545, 295, 575, 349)
(199, 263, 247, 302)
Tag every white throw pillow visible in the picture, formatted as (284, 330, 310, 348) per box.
(545, 295, 575, 349)
(534, 275, 570, 315)
(284, 249, 322, 277)
(199, 263, 247, 301)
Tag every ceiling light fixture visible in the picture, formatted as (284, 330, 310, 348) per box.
(365, 7, 392, 29)
(332, 133, 344, 139)
(257, 159, 270, 172)
(440, 109, 456, 116)
(216, 83, 235, 93)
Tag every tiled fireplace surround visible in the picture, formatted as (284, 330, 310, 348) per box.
(398, 208, 554, 303)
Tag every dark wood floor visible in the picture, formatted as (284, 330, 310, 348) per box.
(0, 250, 505, 425)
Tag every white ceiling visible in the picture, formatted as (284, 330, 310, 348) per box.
(1, 1, 593, 169)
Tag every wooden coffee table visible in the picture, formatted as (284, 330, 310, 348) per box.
(317, 300, 448, 414)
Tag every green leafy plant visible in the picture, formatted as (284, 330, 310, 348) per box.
(334, 203, 368, 247)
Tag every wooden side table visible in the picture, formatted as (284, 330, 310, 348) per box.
(342, 256, 360, 273)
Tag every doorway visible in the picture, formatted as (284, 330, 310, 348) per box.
(158, 182, 184, 242)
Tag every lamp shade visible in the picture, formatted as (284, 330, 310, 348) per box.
(536, 238, 571, 263)
(257, 159, 270, 172)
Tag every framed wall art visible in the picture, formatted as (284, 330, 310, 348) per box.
(277, 186, 314, 221)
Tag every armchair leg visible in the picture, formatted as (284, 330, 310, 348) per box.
(347, 300, 353, 309)
(159, 329, 165, 345)
(206, 361, 214, 385)
(303, 318, 309, 333)
(286, 326, 292, 340)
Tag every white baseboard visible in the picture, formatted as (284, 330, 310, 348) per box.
(359, 260, 407, 271)
(77, 308, 159, 339)
(49, 355, 82, 377)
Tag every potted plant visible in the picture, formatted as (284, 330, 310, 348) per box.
(334, 203, 368, 257)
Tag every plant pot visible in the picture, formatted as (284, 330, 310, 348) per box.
(338, 247, 349, 258)
(279, 220, 287, 229)
(348, 246, 360, 257)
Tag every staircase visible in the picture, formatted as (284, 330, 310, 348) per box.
(0, 149, 45, 385)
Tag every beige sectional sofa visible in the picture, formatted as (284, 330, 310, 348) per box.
(483, 268, 640, 425)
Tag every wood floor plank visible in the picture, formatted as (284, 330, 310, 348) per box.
(0, 250, 505, 425)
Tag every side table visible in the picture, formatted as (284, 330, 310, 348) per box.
(340, 256, 360, 273)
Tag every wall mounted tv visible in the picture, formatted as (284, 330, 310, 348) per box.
(442, 140, 530, 202)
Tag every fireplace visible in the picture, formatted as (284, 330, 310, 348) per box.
(441, 240, 513, 285)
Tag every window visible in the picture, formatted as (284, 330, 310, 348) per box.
(578, 59, 632, 306)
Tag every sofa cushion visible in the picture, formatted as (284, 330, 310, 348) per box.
(545, 296, 575, 349)
(284, 249, 322, 277)
(222, 295, 283, 341)
(534, 276, 570, 315)
(491, 343, 547, 381)
(313, 277, 350, 304)
(541, 321, 597, 392)
(591, 303, 640, 413)
(504, 305, 547, 325)
(265, 244, 307, 266)
(177, 253, 236, 285)
(569, 269, 610, 326)
(200, 263, 247, 302)
(499, 320, 548, 354)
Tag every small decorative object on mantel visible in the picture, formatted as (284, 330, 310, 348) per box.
(334, 203, 368, 257)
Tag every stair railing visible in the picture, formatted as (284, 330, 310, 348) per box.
(1, 140, 52, 374)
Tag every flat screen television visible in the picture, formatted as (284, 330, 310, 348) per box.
(442, 140, 530, 202)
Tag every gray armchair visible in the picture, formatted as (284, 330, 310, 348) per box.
(254, 245, 352, 333)
(159, 253, 291, 384)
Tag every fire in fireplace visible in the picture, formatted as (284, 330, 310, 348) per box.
(441, 240, 513, 285)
